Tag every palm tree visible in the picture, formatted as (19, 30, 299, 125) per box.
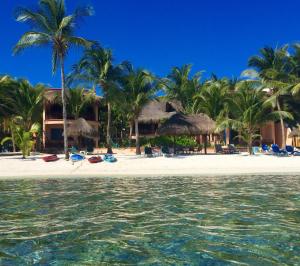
(14, 0, 94, 159)
(193, 77, 231, 121)
(10, 79, 45, 131)
(164, 64, 202, 112)
(1, 123, 35, 159)
(69, 46, 128, 153)
(218, 82, 292, 154)
(247, 45, 292, 148)
(66, 88, 96, 120)
(119, 68, 157, 155)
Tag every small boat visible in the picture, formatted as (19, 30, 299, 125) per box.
(42, 154, 59, 162)
(103, 154, 117, 163)
(70, 153, 85, 162)
(88, 156, 102, 164)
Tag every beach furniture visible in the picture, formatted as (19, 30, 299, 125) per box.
(252, 146, 260, 155)
(228, 144, 240, 154)
(215, 144, 232, 154)
(69, 146, 79, 154)
(88, 156, 102, 163)
(271, 144, 288, 156)
(70, 153, 85, 162)
(42, 154, 59, 162)
(215, 144, 224, 154)
(103, 154, 117, 162)
(144, 146, 153, 158)
(286, 145, 300, 156)
(262, 144, 270, 153)
(161, 146, 171, 157)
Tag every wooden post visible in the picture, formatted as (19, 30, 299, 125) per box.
(204, 134, 208, 154)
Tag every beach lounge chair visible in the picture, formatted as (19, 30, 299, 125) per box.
(144, 146, 153, 158)
(215, 144, 224, 154)
(262, 144, 270, 153)
(286, 145, 300, 156)
(252, 146, 260, 155)
(162, 146, 171, 157)
(271, 144, 288, 156)
(228, 144, 240, 154)
(69, 146, 79, 154)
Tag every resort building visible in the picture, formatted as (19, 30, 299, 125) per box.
(135, 99, 295, 147)
(43, 89, 100, 151)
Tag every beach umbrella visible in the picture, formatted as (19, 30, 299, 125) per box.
(289, 127, 300, 147)
(289, 127, 300, 138)
(157, 113, 216, 154)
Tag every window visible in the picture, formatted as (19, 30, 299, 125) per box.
(50, 128, 63, 141)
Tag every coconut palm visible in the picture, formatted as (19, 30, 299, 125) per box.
(14, 0, 94, 159)
(119, 68, 157, 155)
(10, 79, 45, 131)
(193, 77, 232, 121)
(218, 82, 292, 154)
(164, 64, 202, 112)
(246, 45, 292, 148)
(68, 46, 128, 153)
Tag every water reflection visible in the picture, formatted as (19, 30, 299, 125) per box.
(0, 176, 299, 265)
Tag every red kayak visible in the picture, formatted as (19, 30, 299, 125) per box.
(88, 156, 103, 164)
(42, 154, 59, 162)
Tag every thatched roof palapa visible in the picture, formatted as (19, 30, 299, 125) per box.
(138, 99, 183, 123)
(157, 113, 216, 136)
(67, 118, 97, 138)
(44, 89, 102, 103)
(289, 127, 300, 137)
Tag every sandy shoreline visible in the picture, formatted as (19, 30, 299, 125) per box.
(0, 153, 299, 180)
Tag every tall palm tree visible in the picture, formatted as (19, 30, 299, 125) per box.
(246, 45, 292, 148)
(14, 0, 94, 159)
(218, 82, 292, 154)
(119, 68, 157, 155)
(69, 46, 128, 153)
(164, 64, 202, 112)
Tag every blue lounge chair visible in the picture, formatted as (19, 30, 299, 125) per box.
(144, 146, 153, 158)
(262, 144, 269, 152)
(103, 154, 117, 162)
(286, 145, 300, 156)
(252, 146, 260, 155)
(271, 144, 288, 156)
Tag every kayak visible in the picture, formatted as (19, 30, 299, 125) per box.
(42, 154, 59, 162)
(88, 156, 103, 164)
(70, 153, 85, 162)
(103, 154, 117, 163)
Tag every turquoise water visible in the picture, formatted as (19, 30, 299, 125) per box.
(0, 176, 299, 265)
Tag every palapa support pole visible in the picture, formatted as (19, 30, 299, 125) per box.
(204, 134, 208, 154)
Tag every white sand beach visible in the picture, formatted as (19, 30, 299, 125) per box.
(0, 153, 299, 179)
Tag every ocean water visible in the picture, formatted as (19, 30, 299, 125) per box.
(0, 175, 299, 265)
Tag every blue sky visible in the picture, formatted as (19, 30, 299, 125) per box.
(1, 0, 300, 87)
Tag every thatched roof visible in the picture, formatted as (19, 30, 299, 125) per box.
(138, 99, 183, 123)
(67, 118, 97, 138)
(289, 127, 300, 137)
(157, 113, 215, 136)
(44, 89, 102, 103)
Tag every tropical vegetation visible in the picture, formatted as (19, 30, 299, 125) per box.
(0, 0, 299, 157)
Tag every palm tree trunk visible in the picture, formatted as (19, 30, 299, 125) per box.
(276, 98, 285, 149)
(60, 56, 69, 159)
(106, 102, 113, 154)
(248, 132, 253, 155)
(135, 118, 141, 155)
(10, 124, 16, 153)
